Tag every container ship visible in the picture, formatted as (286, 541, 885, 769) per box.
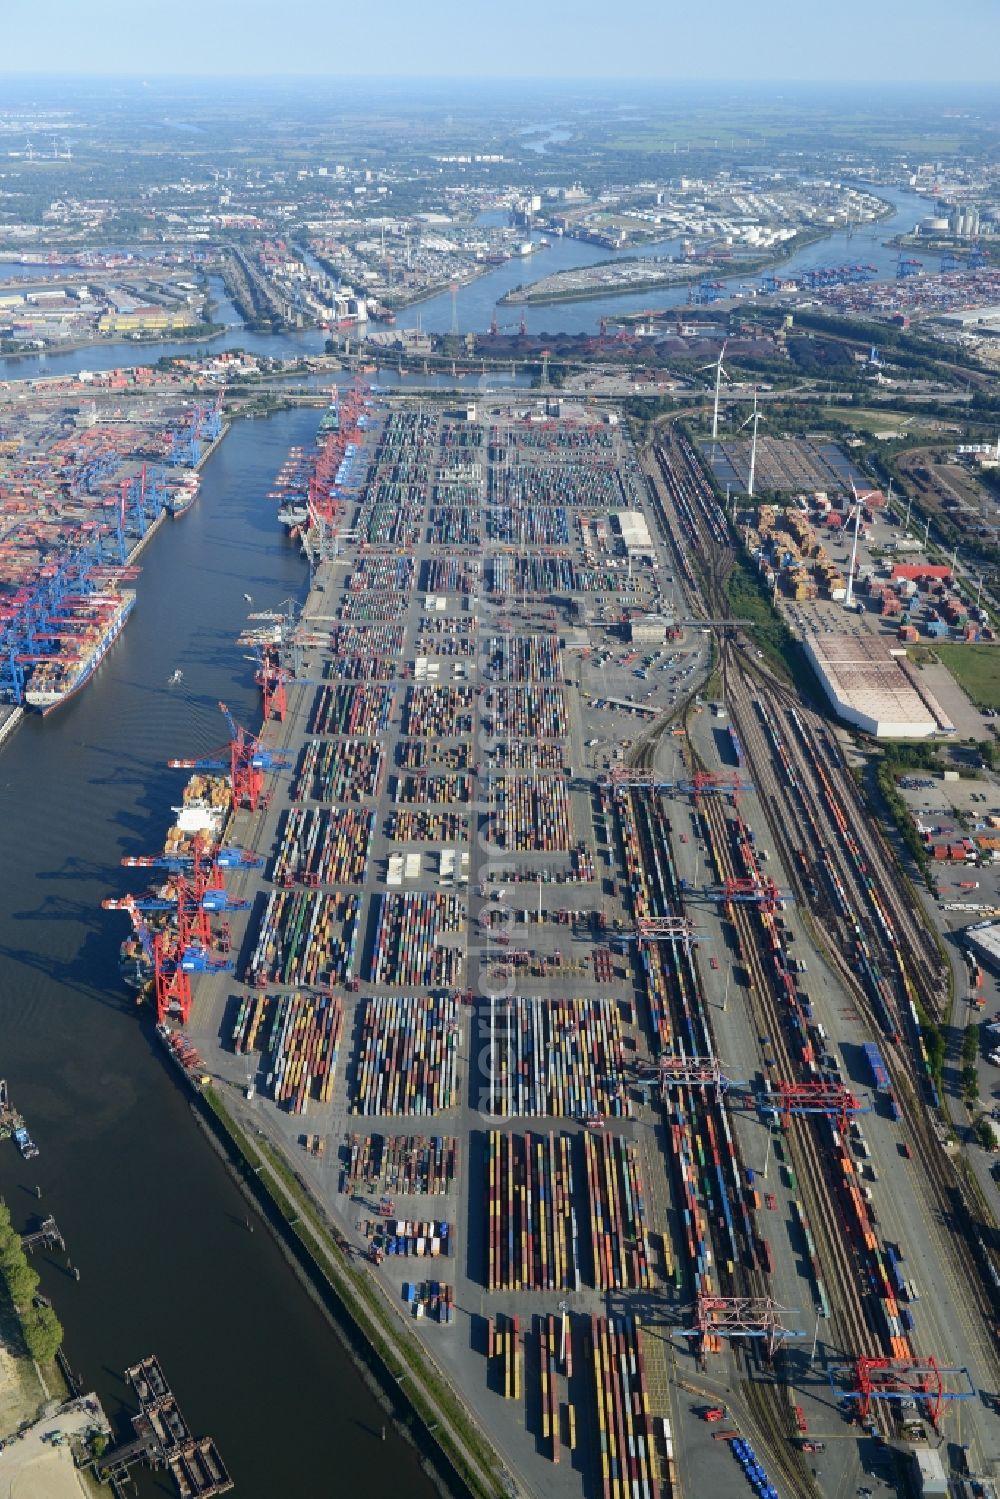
(317, 401, 340, 438)
(119, 772, 232, 991)
(165, 470, 200, 518)
(25, 590, 136, 715)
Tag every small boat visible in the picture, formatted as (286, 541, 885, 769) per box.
(14, 1126, 38, 1160)
(169, 669, 183, 685)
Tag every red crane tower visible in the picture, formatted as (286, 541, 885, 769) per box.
(828, 1357, 975, 1428)
(684, 1294, 803, 1362)
(168, 703, 291, 812)
(110, 883, 234, 1024)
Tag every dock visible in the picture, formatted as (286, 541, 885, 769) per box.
(99, 1356, 232, 1498)
(21, 1216, 65, 1255)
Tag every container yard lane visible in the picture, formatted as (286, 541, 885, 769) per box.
(125, 393, 999, 1499)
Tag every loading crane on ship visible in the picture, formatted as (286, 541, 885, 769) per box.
(110, 888, 234, 1025)
(106, 837, 250, 941)
(167, 702, 291, 812)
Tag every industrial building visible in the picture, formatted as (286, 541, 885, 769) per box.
(627, 614, 671, 645)
(910, 1446, 948, 1497)
(612, 511, 655, 560)
(802, 633, 954, 738)
(965, 922, 1000, 977)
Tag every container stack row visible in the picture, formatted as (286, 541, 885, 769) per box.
(272, 806, 374, 887)
(294, 739, 383, 803)
(245, 890, 361, 988)
(311, 683, 395, 738)
(352, 995, 460, 1116)
(486, 997, 629, 1119)
(230, 992, 344, 1115)
(589, 1315, 657, 1499)
(486, 775, 572, 853)
(486, 1130, 581, 1292)
(341, 1133, 458, 1196)
(584, 1132, 652, 1291)
(368, 892, 465, 987)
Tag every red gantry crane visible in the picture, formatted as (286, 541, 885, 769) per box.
(828, 1357, 975, 1429)
(168, 702, 291, 812)
(105, 882, 235, 1024)
(104, 836, 252, 1017)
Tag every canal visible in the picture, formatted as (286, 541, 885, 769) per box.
(0, 406, 438, 1499)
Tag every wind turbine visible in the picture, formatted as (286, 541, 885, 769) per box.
(699, 339, 730, 442)
(741, 386, 762, 498)
(844, 480, 872, 611)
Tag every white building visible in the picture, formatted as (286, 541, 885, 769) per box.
(802, 634, 953, 738)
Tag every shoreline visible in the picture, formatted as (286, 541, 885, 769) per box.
(0, 324, 225, 365)
(497, 230, 831, 307)
(496, 195, 898, 310)
(191, 1075, 506, 1499)
(0, 418, 231, 753)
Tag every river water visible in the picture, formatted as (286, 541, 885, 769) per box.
(0, 407, 437, 1499)
(395, 181, 930, 336)
(0, 179, 930, 1493)
(1, 184, 929, 380)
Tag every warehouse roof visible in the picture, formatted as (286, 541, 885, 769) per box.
(966, 922, 1000, 970)
(891, 564, 953, 583)
(802, 633, 953, 739)
(612, 511, 653, 551)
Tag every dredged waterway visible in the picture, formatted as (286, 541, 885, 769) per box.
(0, 406, 438, 1499)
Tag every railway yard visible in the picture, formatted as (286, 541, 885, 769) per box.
(112, 394, 1000, 1499)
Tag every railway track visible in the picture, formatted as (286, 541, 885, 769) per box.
(608, 778, 816, 1494)
(640, 420, 1000, 1383)
(696, 786, 890, 1386)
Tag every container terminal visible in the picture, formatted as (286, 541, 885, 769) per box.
(0, 381, 225, 729)
(103, 389, 1000, 1499)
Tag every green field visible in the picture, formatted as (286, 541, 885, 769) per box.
(934, 643, 1000, 710)
(823, 406, 947, 438)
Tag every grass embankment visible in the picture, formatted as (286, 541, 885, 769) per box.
(934, 644, 1000, 712)
(874, 761, 933, 888)
(724, 562, 820, 700)
(201, 1086, 505, 1499)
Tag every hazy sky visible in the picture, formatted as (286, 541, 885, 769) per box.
(3, 0, 999, 81)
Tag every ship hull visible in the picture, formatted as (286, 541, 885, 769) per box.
(26, 594, 136, 715)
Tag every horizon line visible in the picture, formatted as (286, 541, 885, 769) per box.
(0, 71, 995, 86)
